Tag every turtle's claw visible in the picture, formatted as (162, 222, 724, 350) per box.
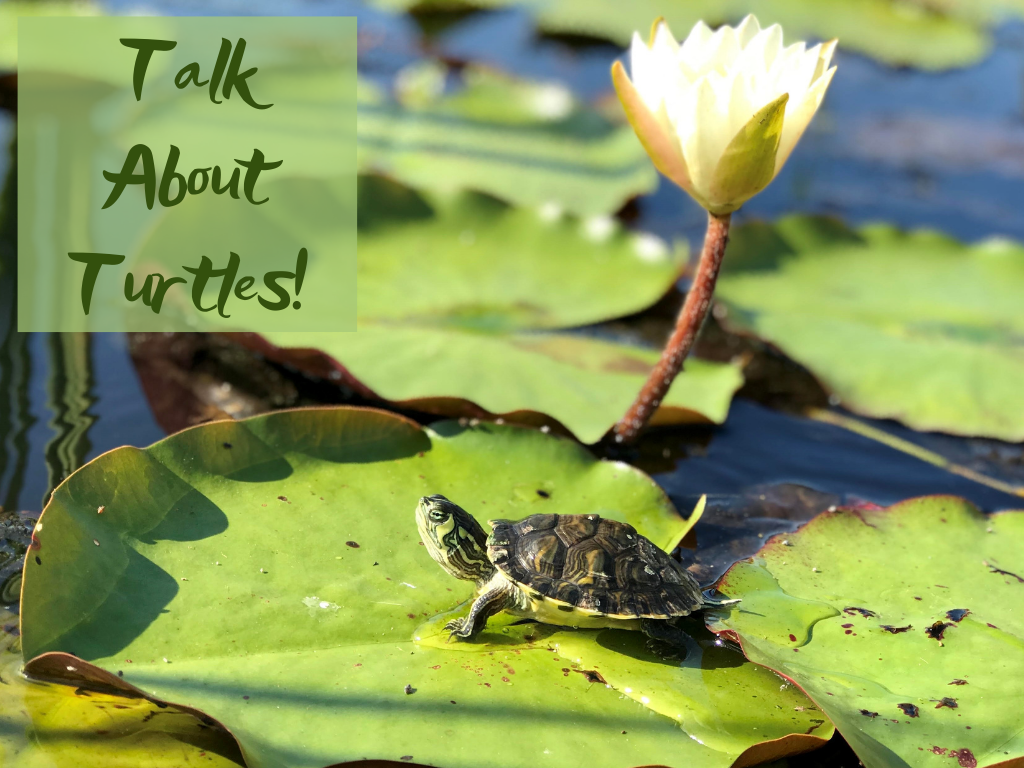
(444, 618, 466, 642)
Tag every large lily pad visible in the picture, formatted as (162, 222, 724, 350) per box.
(21, 407, 831, 768)
(135, 175, 742, 443)
(714, 216, 1024, 442)
(374, 0, 1007, 70)
(707, 496, 1024, 768)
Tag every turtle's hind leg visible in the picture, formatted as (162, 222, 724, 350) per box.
(445, 582, 515, 641)
(640, 618, 694, 660)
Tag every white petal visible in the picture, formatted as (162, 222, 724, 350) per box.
(813, 39, 838, 82)
(734, 14, 762, 48)
(676, 76, 728, 200)
(630, 32, 662, 111)
(679, 19, 713, 62)
(705, 25, 742, 72)
(776, 65, 835, 171)
(651, 21, 680, 58)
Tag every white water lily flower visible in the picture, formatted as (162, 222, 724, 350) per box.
(613, 15, 836, 215)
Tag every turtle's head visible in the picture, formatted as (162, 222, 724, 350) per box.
(416, 495, 494, 583)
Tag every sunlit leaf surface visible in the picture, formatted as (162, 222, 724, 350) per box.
(21, 407, 831, 768)
(708, 497, 1024, 768)
(716, 216, 1024, 441)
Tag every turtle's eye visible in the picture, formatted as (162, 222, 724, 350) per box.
(428, 509, 449, 523)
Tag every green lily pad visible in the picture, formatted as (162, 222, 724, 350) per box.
(21, 407, 831, 768)
(376, 0, 1008, 70)
(358, 67, 657, 216)
(132, 174, 742, 443)
(124, 63, 654, 217)
(714, 216, 1024, 442)
(0, 609, 244, 767)
(707, 496, 1024, 768)
(244, 328, 742, 444)
(0, 1, 104, 72)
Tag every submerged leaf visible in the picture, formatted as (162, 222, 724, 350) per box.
(708, 496, 1024, 768)
(22, 407, 829, 768)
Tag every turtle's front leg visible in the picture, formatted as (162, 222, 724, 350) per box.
(446, 584, 514, 641)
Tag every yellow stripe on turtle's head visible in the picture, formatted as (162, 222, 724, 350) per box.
(416, 495, 494, 583)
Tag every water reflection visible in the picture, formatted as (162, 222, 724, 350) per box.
(0, 109, 164, 515)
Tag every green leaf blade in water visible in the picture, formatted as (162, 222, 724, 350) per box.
(716, 216, 1024, 441)
(22, 407, 830, 768)
(708, 496, 1024, 768)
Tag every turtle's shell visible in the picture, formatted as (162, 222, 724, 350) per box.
(487, 513, 703, 619)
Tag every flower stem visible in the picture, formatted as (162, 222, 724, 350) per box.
(612, 210, 731, 444)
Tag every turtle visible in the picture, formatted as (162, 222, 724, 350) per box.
(415, 494, 736, 648)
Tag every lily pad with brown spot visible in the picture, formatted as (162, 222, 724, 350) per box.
(707, 496, 1024, 768)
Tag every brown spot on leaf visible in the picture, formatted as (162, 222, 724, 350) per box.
(983, 561, 1024, 583)
(860, 709, 879, 718)
(277, 496, 289, 502)
(935, 697, 958, 709)
(881, 624, 913, 634)
(844, 607, 876, 618)
(949, 749, 977, 768)
(346, 541, 360, 548)
(536, 490, 550, 498)
(897, 703, 919, 717)
(949, 679, 968, 686)
(788, 634, 797, 642)
(575, 669, 607, 685)
(926, 621, 953, 642)
(931, 747, 948, 755)
(946, 609, 970, 622)
(841, 623, 853, 629)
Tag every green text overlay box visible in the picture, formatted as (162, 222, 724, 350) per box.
(19, 17, 357, 332)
